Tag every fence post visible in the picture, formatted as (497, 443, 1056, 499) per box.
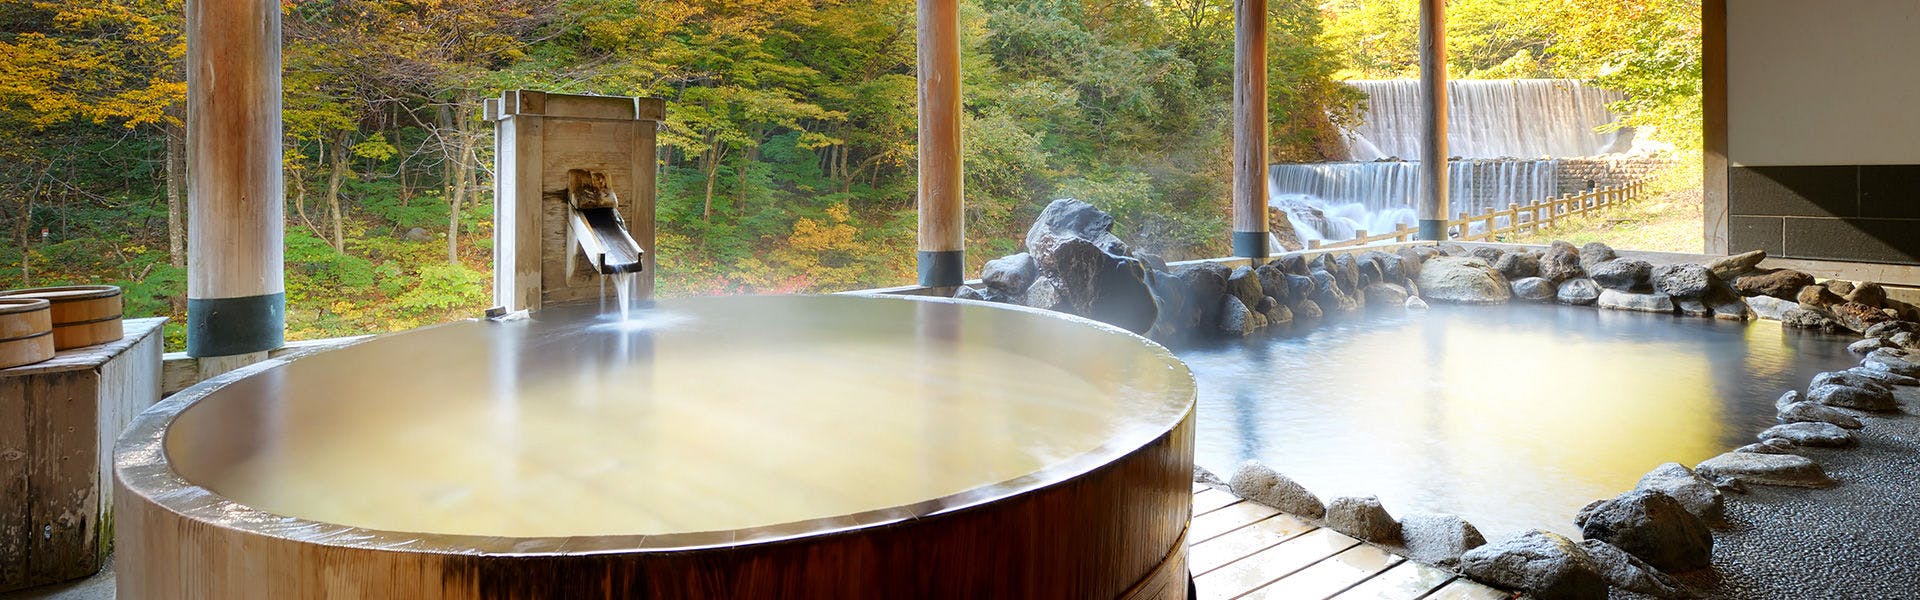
(1355, 229, 1368, 245)
(1308, 239, 1321, 250)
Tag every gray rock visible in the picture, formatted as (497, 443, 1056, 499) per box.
(1590, 259, 1653, 291)
(1254, 263, 1292, 305)
(1653, 264, 1717, 299)
(1395, 247, 1431, 278)
(1363, 282, 1409, 308)
(1310, 270, 1358, 313)
(1414, 256, 1512, 304)
(1598, 289, 1676, 313)
(1326, 495, 1400, 543)
(1227, 461, 1325, 519)
(1575, 490, 1713, 572)
(1706, 249, 1765, 280)
(1541, 242, 1586, 282)
(1865, 347, 1920, 377)
(1745, 295, 1797, 320)
(1778, 401, 1864, 429)
(1459, 529, 1607, 600)
(1025, 276, 1067, 311)
(1634, 462, 1724, 523)
(1471, 246, 1506, 265)
(1264, 301, 1293, 326)
(1579, 242, 1619, 271)
(1025, 198, 1127, 256)
(1227, 266, 1265, 308)
(1695, 452, 1835, 488)
(1218, 295, 1254, 337)
(1029, 235, 1159, 333)
(952, 285, 1009, 303)
(401, 227, 433, 242)
(1439, 243, 1469, 256)
(1171, 263, 1231, 328)
(1775, 389, 1803, 411)
(1511, 277, 1556, 302)
(1293, 298, 1324, 320)
(1781, 307, 1839, 332)
(1579, 540, 1695, 599)
(1495, 252, 1542, 280)
(1400, 513, 1487, 569)
(1676, 298, 1711, 318)
(1863, 320, 1920, 340)
(1796, 284, 1846, 310)
(1734, 269, 1814, 300)
(1807, 382, 1897, 412)
(1406, 296, 1430, 311)
(1194, 465, 1226, 488)
(1556, 278, 1602, 305)
(1284, 273, 1316, 304)
(1709, 296, 1755, 321)
(1363, 250, 1404, 281)
(1333, 253, 1363, 292)
(1812, 369, 1895, 394)
(1735, 440, 1797, 454)
(1759, 422, 1855, 447)
(1845, 365, 1920, 387)
(1850, 338, 1891, 354)
(981, 252, 1037, 297)
(1891, 331, 1919, 349)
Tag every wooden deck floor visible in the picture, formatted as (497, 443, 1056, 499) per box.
(1189, 484, 1511, 600)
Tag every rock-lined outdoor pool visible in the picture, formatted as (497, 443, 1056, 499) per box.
(1177, 301, 1860, 538)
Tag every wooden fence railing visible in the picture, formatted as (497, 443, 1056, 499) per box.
(1303, 178, 1650, 251)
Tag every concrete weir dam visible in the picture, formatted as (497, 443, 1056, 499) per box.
(1273, 79, 1665, 244)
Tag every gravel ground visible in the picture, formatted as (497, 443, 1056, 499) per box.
(1669, 384, 1920, 599)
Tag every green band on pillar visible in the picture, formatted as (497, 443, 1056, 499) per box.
(1232, 231, 1270, 258)
(187, 292, 285, 357)
(918, 250, 965, 288)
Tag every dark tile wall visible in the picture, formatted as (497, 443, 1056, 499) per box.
(1728, 165, 1920, 264)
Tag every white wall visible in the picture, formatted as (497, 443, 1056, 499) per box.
(1728, 0, 1920, 166)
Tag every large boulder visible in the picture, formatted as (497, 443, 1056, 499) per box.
(1652, 264, 1718, 300)
(1779, 400, 1865, 429)
(1254, 263, 1292, 305)
(1579, 242, 1619, 271)
(1780, 307, 1839, 331)
(1745, 295, 1797, 320)
(1511, 277, 1556, 302)
(1326, 496, 1400, 543)
(1865, 347, 1920, 377)
(1025, 276, 1067, 311)
(981, 252, 1037, 297)
(1471, 247, 1506, 265)
(1598, 289, 1676, 314)
(1796, 284, 1846, 310)
(1847, 365, 1920, 387)
(1847, 282, 1889, 307)
(1706, 249, 1766, 280)
(1218, 295, 1255, 337)
(1830, 301, 1894, 333)
(1169, 263, 1230, 330)
(1758, 422, 1855, 447)
(1226, 266, 1265, 309)
(1228, 461, 1326, 519)
(1808, 381, 1898, 412)
(1557, 278, 1602, 306)
(1334, 253, 1364, 291)
(1634, 462, 1725, 524)
(1575, 490, 1713, 572)
(1395, 247, 1431, 279)
(1734, 269, 1815, 299)
(1578, 540, 1694, 599)
(1029, 236, 1159, 333)
(1541, 242, 1586, 282)
(1310, 270, 1359, 313)
(953, 284, 1009, 304)
(1294, 298, 1324, 320)
(1864, 320, 1920, 340)
(1695, 452, 1835, 488)
(1025, 198, 1127, 255)
(1415, 256, 1512, 304)
(1590, 259, 1653, 291)
(1363, 282, 1410, 309)
(1400, 513, 1487, 569)
(1364, 250, 1406, 282)
(1460, 529, 1608, 600)
(1495, 251, 1542, 280)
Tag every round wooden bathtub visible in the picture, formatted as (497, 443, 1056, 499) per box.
(114, 295, 1195, 599)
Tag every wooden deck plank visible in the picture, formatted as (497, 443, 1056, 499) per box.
(1327, 560, 1458, 600)
(1238, 544, 1401, 600)
(1419, 578, 1512, 600)
(1193, 488, 1239, 516)
(1188, 513, 1318, 576)
(1194, 528, 1361, 600)
(1189, 500, 1281, 544)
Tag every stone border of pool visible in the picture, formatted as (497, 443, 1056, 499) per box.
(929, 200, 1920, 600)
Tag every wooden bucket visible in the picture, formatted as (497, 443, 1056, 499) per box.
(0, 285, 123, 350)
(0, 298, 55, 368)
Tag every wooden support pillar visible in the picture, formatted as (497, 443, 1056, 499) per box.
(1416, 0, 1450, 241)
(184, 0, 284, 361)
(916, 0, 964, 288)
(1702, 0, 1729, 254)
(1231, 0, 1270, 259)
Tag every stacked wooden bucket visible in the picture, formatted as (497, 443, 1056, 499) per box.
(0, 285, 123, 368)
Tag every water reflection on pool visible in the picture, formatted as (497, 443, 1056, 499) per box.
(1175, 302, 1859, 538)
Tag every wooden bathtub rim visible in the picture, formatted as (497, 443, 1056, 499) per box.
(115, 298, 1197, 597)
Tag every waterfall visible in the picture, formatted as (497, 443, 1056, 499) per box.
(1270, 160, 1562, 242)
(1270, 79, 1627, 245)
(1345, 79, 1630, 161)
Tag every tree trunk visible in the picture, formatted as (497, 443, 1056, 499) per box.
(165, 119, 187, 270)
(735, 141, 757, 213)
(701, 132, 722, 222)
(325, 132, 348, 252)
(447, 98, 474, 264)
